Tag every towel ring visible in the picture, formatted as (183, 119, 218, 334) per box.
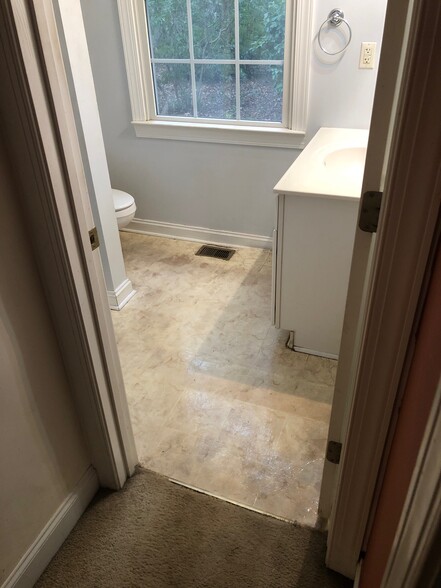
(318, 9, 352, 56)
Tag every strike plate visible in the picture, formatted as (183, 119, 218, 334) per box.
(89, 226, 100, 251)
(359, 191, 383, 233)
(326, 440, 342, 464)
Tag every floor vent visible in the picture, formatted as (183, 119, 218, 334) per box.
(195, 244, 236, 261)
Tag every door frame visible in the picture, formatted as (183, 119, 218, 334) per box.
(2, 0, 440, 578)
(0, 0, 137, 489)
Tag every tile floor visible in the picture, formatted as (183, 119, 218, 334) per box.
(112, 232, 336, 526)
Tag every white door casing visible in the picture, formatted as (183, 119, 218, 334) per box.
(1, 0, 138, 489)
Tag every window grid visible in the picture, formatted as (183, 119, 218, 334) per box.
(185, 0, 198, 117)
(234, 0, 240, 120)
(148, 0, 285, 122)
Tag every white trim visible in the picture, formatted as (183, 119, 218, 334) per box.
(287, 0, 312, 131)
(234, 0, 240, 120)
(381, 382, 441, 588)
(117, 0, 312, 144)
(123, 218, 272, 249)
(150, 58, 284, 65)
(116, 0, 149, 121)
(2, 0, 138, 488)
(185, 0, 198, 118)
(107, 278, 136, 311)
(133, 120, 305, 147)
(2, 467, 98, 588)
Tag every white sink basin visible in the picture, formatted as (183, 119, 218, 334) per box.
(274, 128, 369, 201)
(324, 147, 367, 172)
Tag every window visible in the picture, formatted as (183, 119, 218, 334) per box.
(117, 0, 312, 147)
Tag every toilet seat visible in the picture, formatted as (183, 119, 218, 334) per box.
(113, 188, 134, 212)
(112, 188, 136, 229)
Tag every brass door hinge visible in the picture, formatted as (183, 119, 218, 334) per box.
(89, 227, 100, 251)
(359, 190, 383, 233)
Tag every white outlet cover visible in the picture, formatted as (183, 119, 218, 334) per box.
(359, 42, 376, 69)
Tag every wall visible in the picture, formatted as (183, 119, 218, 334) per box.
(0, 135, 91, 582)
(81, 0, 387, 240)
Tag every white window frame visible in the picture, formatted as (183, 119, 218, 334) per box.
(117, 0, 312, 148)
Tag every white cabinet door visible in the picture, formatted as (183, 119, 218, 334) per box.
(275, 194, 358, 358)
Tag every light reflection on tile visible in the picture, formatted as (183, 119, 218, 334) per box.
(113, 232, 336, 527)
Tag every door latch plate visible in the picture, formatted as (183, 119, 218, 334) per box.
(359, 191, 383, 233)
(89, 227, 100, 251)
(326, 440, 342, 464)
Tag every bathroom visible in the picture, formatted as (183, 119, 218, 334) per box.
(59, 0, 388, 525)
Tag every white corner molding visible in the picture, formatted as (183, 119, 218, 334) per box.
(284, 0, 312, 132)
(2, 467, 98, 588)
(107, 277, 136, 311)
(124, 218, 272, 250)
(116, 0, 152, 121)
(117, 0, 312, 146)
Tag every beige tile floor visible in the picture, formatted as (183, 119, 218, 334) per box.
(112, 232, 336, 526)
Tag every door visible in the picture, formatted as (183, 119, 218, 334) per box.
(321, 0, 441, 578)
(319, 0, 413, 521)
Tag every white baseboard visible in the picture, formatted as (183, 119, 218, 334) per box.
(123, 218, 273, 250)
(2, 466, 99, 588)
(108, 277, 136, 311)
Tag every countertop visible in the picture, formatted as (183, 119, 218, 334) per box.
(274, 127, 369, 201)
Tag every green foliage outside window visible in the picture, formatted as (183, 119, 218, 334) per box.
(146, 0, 286, 120)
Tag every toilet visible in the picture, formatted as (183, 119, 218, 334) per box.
(112, 188, 136, 229)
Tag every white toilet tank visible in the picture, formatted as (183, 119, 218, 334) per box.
(112, 188, 136, 229)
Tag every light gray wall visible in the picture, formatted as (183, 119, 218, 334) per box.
(81, 0, 387, 239)
(0, 137, 91, 583)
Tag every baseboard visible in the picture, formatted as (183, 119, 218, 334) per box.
(2, 466, 99, 588)
(293, 345, 339, 360)
(108, 277, 136, 311)
(123, 218, 273, 250)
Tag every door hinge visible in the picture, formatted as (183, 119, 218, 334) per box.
(326, 440, 342, 464)
(89, 226, 100, 251)
(359, 190, 383, 233)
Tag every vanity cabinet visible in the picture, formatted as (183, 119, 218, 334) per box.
(272, 128, 368, 359)
(272, 193, 358, 358)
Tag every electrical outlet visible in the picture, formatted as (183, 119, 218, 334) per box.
(359, 42, 376, 69)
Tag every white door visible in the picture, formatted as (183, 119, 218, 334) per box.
(320, 0, 441, 578)
(318, 0, 412, 521)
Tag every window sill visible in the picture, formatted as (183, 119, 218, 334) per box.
(132, 120, 306, 148)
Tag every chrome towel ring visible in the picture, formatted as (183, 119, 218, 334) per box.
(318, 9, 352, 55)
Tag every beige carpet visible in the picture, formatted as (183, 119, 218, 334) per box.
(36, 468, 352, 588)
